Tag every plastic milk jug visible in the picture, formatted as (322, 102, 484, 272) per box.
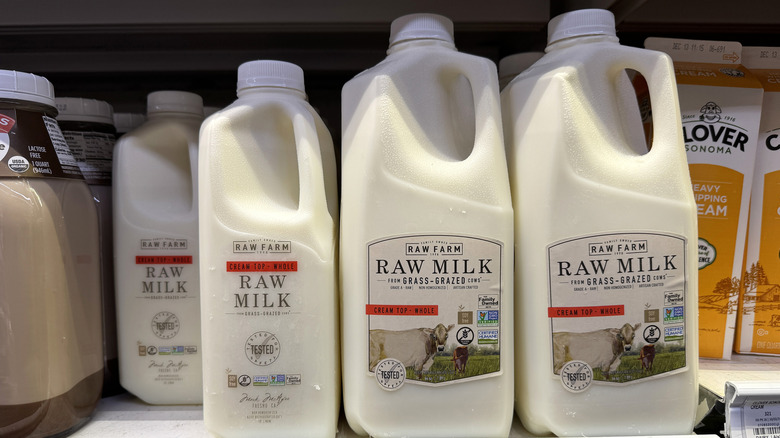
(56, 97, 122, 397)
(502, 9, 699, 436)
(199, 60, 339, 437)
(341, 14, 514, 437)
(113, 90, 203, 404)
(0, 71, 103, 437)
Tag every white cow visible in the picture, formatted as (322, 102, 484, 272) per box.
(553, 322, 641, 379)
(369, 323, 455, 377)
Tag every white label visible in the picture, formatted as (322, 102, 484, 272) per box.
(43, 115, 83, 178)
(366, 234, 503, 386)
(547, 232, 688, 385)
(744, 400, 780, 438)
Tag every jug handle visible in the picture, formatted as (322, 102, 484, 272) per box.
(611, 51, 685, 160)
(457, 61, 504, 163)
(289, 104, 329, 216)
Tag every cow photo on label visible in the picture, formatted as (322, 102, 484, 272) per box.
(369, 323, 454, 378)
(552, 322, 641, 380)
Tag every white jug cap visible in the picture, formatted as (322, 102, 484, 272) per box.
(56, 97, 115, 125)
(389, 13, 454, 47)
(499, 52, 544, 79)
(114, 112, 146, 133)
(147, 90, 204, 116)
(237, 60, 305, 94)
(547, 9, 616, 46)
(0, 70, 56, 108)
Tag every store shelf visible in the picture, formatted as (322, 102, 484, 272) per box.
(70, 355, 778, 438)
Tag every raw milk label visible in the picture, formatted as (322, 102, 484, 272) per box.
(547, 232, 688, 388)
(367, 235, 503, 387)
(220, 238, 303, 423)
(134, 237, 198, 386)
(0, 109, 85, 179)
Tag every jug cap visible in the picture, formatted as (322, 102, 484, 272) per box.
(147, 90, 204, 116)
(237, 60, 305, 94)
(56, 97, 115, 125)
(114, 112, 146, 133)
(547, 9, 616, 45)
(389, 13, 454, 47)
(0, 70, 56, 108)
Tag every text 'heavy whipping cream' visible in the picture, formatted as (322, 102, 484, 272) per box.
(736, 47, 780, 356)
(199, 60, 339, 437)
(0, 71, 103, 437)
(56, 97, 122, 397)
(503, 10, 699, 436)
(113, 91, 203, 404)
(645, 37, 764, 359)
(341, 13, 514, 437)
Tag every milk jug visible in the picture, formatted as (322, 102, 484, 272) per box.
(199, 60, 339, 437)
(56, 97, 122, 397)
(341, 13, 514, 437)
(113, 90, 203, 404)
(0, 70, 103, 437)
(503, 9, 699, 436)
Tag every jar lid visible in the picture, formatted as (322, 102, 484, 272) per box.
(113, 112, 146, 133)
(56, 97, 115, 125)
(0, 70, 56, 108)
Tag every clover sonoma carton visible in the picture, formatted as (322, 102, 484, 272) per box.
(113, 91, 204, 404)
(736, 47, 780, 356)
(340, 13, 514, 438)
(646, 37, 764, 359)
(504, 10, 699, 436)
(0, 71, 103, 437)
(199, 60, 339, 437)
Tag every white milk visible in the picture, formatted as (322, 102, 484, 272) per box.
(645, 37, 763, 359)
(498, 52, 543, 90)
(736, 47, 780, 356)
(56, 97, 122, 396)
(503, 10, 699, 436)
(113, 91, 203, 404)
(199, 60, 339, 437)
(341, 14, 514, 437)
(0, 71, 103, 436)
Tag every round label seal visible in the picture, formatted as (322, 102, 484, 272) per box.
(245, 331, 280, 366)
(560, 360, 593, 393)
(151, 311, 180, 339)
(374, 358, 405, 391)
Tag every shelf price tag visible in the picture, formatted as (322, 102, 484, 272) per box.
(725, 381, 780, 438)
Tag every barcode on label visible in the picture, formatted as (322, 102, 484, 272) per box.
(753, 426, 780, 435)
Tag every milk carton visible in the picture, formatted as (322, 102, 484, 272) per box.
(736, 47, 780, 356)
(646, 37, 764, 359)
(199, 60, 339, 437)
(113, 91, 204, 404)
(505, 10, 699, 436)
(341, 13, 514, 437)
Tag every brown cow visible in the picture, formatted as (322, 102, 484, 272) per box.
(451, 346, 469, 374)
(369, 323, 455, 378)
(639, 344, 656, 371)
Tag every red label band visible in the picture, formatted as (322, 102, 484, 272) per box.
(366, 305, 439, 316)
(136, 256, 193, 264)
(226, 261, 298, 272)
(0, 115, 16, 134)
(548, 305, 625, 318)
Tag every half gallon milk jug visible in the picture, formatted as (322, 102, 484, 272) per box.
(113, 91, 203, 404)
(199, 60, 339, 437)
(0, 71, 103, 437)
(502, 9, 698, 436)
(56, 97, 122, 397)
(341, 14, 514, 437)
